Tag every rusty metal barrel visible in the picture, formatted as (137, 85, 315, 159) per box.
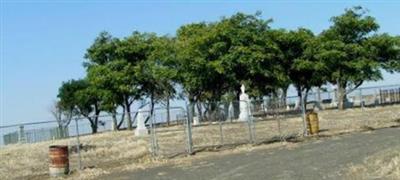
(49, 145, 69, 176)
(306, 112, 319, 135)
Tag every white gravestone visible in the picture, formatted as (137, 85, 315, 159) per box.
(135, 108, 148, 136)
(193, 116, 200, 126)
(294, 98, 300, 110)
(239, 84, 250, 122)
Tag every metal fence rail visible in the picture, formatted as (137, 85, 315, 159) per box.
(1, 84, 400, 179)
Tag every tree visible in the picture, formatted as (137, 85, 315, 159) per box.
(113, 32, 160, 129)
(135, 36, 178, 124)
(84, 31, 119, 66)
(317, 6, 399, 110)
(58, 79, 102, 133)
(49, 100, 73, 137)
(149, 36, 179, 125)
(86, 60, 140, 130)
(85, 31, 148, 130)
(365, 34, 400, 73)
(176, 12, 279, 120)
(272, 28, 325, 135)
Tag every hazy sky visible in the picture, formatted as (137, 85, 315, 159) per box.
(1, 0, 399, 126)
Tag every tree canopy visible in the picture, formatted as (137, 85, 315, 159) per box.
(56, 7, 400, 133)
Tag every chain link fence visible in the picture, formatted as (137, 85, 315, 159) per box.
(1, 84, 399, 179)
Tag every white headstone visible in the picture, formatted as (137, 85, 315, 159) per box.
(135, 108, 148, 136)
(111, 121, 116, 131)
(193, 116, 200, 126)
(239, 84, 250, 122)
(294, 97, 300, 110)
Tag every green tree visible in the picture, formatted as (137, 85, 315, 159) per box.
(272, 28, 325, 135)
(176, 12, 279, 120)
(365, 34, 400, 73)
(135, 36, 178, 123)
(317, 7, 399, 110)
(85, 31, 154, 130)
(58, 79, 102, 133)
(149, 36, 179, 125)
(86, 60, 139, 130)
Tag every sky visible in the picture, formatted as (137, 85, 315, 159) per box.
(1, 0, 399, 126)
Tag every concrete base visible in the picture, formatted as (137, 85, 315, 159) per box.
(49, 166, 69, 177)
(135, 128, 148, 136)
(238, 113, 249, 122)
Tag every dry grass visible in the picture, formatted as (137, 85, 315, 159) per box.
(0, 105, 399, 179)
(348, 146, 400, 179)
(0, 131, 151, 180)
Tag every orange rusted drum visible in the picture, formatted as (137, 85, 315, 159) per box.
(49, 145, 69, 176)
(306, 112, 319, 135)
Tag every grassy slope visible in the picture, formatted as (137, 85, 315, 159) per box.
(0, 105, 399, 179)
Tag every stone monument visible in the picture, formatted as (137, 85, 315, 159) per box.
(294, 98, 300, 110)
(135, 108, 148, 136)
(239, 84, 250, 122)
(193, 116, 200, 126)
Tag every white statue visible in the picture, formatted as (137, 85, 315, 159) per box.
(239, 84, 250, 122)
(135, 108, 148, 136)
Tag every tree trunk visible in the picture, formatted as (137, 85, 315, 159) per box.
(90, 124, 98, 134)
(117, 106, 125, 130)
(150, 95, 155, 125)
(87, 117, 98, 134)
(337, 82, 347, 110)
(91, 104, 101, 134)
(223, 102, 229, 121)
(125, 97, 133, 130)
(196, 102, 203, 122)
(208, 101, 218, 121)
(111, 112, 118, 131)
(297, 87, 308, 136)
(166, 96, 170, 126)
(280, 86, 288, 108)
(233, 90, 241, 118)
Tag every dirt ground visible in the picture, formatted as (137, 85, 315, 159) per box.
(0, 105, 399, 179)
(348, 145, 400, 179)
(100, 127, 400, 180)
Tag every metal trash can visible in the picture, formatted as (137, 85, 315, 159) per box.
(306, 112, 319, 135)
(49, 145, 69, 176)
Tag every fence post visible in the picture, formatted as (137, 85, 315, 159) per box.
(246, 101, 255, 143)
(301, 93, 308, 137)
(18, 125, 25, 143)
(219, 119, 224, 145)
(152, 111, 159, 156)
(185, 102, 193, 155)
(359, 89, 364, 110)
(74, 118, 82, 170)
(218, 104, 224, 145)
(149, 110, 157, 157)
